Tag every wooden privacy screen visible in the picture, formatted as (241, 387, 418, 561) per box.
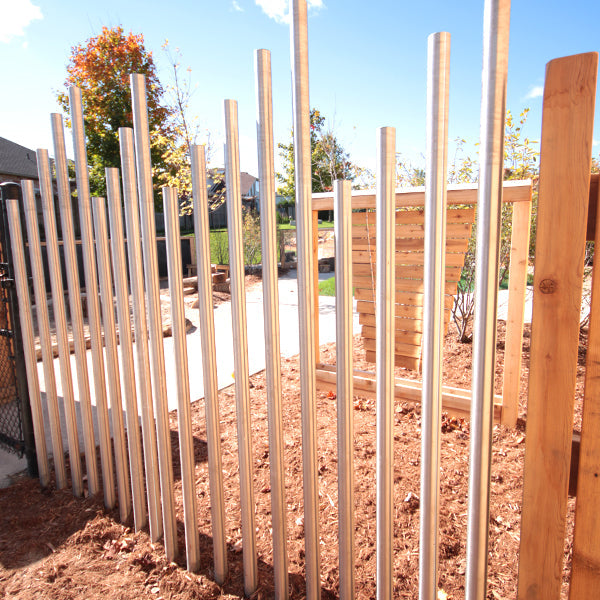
(352, 207, 475, 370)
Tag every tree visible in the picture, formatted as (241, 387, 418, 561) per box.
(450, 108, 539, 342)
(57, 26, 173, 204)
(276, 109, 358, 202)
(154, 42, 215, 215)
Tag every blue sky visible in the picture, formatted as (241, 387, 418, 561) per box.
(1, 0, 600, 179)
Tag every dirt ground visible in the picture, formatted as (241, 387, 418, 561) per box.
(0, 321, 587, 599)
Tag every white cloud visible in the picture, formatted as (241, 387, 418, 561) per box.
(232, 0, 244, 12)
(0, 0, 43, 43)
(525, 85, 544, 100)
(593, 139, 599, 147)
(255, 0, 324, 24)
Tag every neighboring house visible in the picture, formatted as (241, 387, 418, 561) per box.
(0, 136, 78, 239)
(0, 137, 39, 185)
(207, 168, 259, 229)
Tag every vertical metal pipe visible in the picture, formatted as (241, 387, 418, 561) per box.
(119, 127, 162, 541)
(37, 148, 83, 497)
(6, 197, 50, 487)
(106, 168, 147, 531)
(290, 2, 320, 596)
(224, 98, 258, 596)
(21, 179, 67, 489)
(334, 179, 355, 600)
(190, 144, 227, 583)
(130, 73, 178, 560)
(92, 195, 132, 523)
(51, 113, 100, 496)
(68, 86, 116, 509)
(466, 1, 511, 599)
(420, 32, 451, 600)
(376, 126, 396, 600)
(163, 186, 200, 572)
(255, 48, 289, 600)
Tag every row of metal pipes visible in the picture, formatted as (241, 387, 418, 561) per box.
(7, 0, 509, 598)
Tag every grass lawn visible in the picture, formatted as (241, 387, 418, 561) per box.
(318, 276, 336, 296)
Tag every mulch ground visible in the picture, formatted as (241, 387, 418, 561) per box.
(0, 322, 587, 599)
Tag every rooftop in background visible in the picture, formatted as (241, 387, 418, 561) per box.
(0, 137, 38, 180)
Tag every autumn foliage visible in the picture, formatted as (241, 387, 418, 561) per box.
(57, 26, 173, 200)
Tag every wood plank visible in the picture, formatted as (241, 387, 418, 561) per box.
(354, 287, 455, 309)
(351, 207, 476, 226)
(357, 300, 451, 320)
(363, 337, 421, 358)
(351, 222, 472, 239)
(501, 198, 532, 426)
(352, 276, 458, 295)
(315, 365, 503, 422)
(360, 326, 422, 346)
(517, 51, 598, 600)
(364, 350, 420, 371)
(352, 237, 469, 252)
(570, 170, 600, 598)
(312, 180, 532, 211)
(353, 263, 462, 281)
(352, 249, 466, 268)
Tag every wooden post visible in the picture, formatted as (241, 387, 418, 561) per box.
(517, 52, 598, 600)
(313, 209, 320, 362)
(501, 197, 531, 426)
(570, 176, 600, 599)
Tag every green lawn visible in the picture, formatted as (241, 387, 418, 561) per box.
(318, 277, 336, 296)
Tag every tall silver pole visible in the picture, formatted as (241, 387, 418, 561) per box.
(334, 179, 355, 600)
(130, 73, 178, 560)
(255, 48, 289, 600)
(119, 127, 162, 541)
(21, 179, 67, 489)
(106, 168, 147, 531)
(420, 32, 450, 600)
(290, 2, 320, 596)
(190, 144, 227, 584)
(92, 195, 132, 524)
(6, 197, 50, 488)
(224, 98, 258, 596)
(466, 1, 511, 598)
(51, 113, 99, 496)
(37, 148, 83, 497)
(376, 126, 396, 600)
(68, 86, 115, 509)
(163, 186, 200, 572)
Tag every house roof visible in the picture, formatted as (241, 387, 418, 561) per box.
(207, 168, 258, 198)
(0, 137, 38, 179)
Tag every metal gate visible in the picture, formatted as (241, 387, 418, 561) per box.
(0, 182, 36, 475)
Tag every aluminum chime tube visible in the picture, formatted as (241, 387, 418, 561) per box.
(190, 144, 228, 584)
(224, 98, 258, 597)
(68, 86, 115, 510)
(255, 48, 289, 600)
(21, 180, 67, 490)
(6, 197, 50, 488)
(376, 126, 396, 600)
(290, 2, 320, 596)
(420, 31, 451, 600)
(466, 1, 511, 598)
(130, 73, 178, 561)
(335, 179, 355, 600)
(51, 113, 99, 497)
(119, 127, 162, 541)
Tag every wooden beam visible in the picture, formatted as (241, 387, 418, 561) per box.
(315, 364, 503, 422)
(570, 168, 600, 599)
(517, 51, 598, 600)
(501, 197, 532, 426)
(312, 179, 532, 211)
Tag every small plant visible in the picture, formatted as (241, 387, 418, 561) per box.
(242, 210, 262, 266)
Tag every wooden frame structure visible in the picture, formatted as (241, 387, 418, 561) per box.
(311, 179, 533, 427)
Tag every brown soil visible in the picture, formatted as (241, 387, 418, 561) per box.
(0, 322, 586, 599)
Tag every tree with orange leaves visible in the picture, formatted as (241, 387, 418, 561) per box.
(57, 26, 173, 203)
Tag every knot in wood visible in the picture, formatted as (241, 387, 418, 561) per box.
(539, 278, 557, 294)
